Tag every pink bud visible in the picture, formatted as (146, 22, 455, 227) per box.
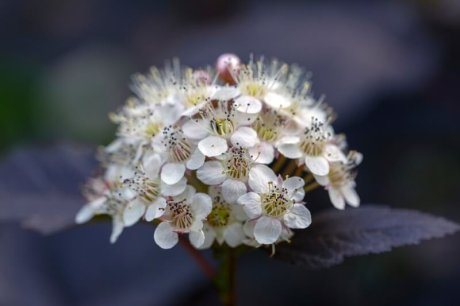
(216, 53, 240, 85)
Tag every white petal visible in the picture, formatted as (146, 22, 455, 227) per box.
(249, 142, 274, 164)
(248, 164, 277, 194)
(283, 176, 305, 201)
(186, 149, 205, 170)
(198, 136, 228, 157)
(190, 219, 204, 232)
(196, 161, 226, 185)
(182, 119, 209, 140)
(154, 222, 179, 249)
(324, 144, 347, 163)
(277, 143, 303, 159)
(231, 127, 258, 148)
(161, 163, 186, 185)
(278, 136, 301, 145)
(191, 193, 213, 219)
(145, 197, 167, 221)
(181, 101, 206, 117)
(342, 185, 360, 207)
(234, 112, 259, 126)
(182, 185, 196, 200)
(243, 220, 256, 238)
(313, 174, 330, 186)
(264, 92, 291, 108)
(329, 188, 345, 210)
(234, 96, 262, 114)
(199, 226, 216, 249)
(75, 198, 105, 223)
(233, 205, 250, 221)
(189, 230, 206, 248)
(305, 155, 330, 176)
(283, 204, 312, 229)
(237, 192, 262, 219)
(283, 176, 305, 192)
(222, 179, 247, 204)
(212, 87, 240, 101)
(161, 177, 187, 196)
(75, 205, 96, 224)
(143, 153, 163, 179)
(105, 165, 134, 182)
(110, 217, 124, 244)
(254, 217, 282, 244)
(123, 199, 146, 226)
(223, 223, 245, 247)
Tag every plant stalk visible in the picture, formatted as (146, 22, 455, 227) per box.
(214, 247, 237, 306)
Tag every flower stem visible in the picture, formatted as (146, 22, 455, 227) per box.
(214, 247, 237, 306)
(179, 235, 215, 279)
(305, 181, 320, 192)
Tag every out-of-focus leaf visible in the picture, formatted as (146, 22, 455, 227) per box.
(274, 205, 460, 270)
(0, 144, 96, 234)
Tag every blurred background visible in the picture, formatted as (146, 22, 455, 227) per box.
(1, 0, 459, 305)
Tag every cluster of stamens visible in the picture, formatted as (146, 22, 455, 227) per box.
(123, 170, 160, 203)
(207, 196, 231, 227)
(168, 199, 193, 230)
(224, 147, 251, 180)
(299, 117, 330, 156)
(254, 111, 282, 142)
(261, 182, 292, 217)
(204, 101, 236, 137)
(161, 126, 192, 162)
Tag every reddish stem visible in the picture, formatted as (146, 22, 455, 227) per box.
(179, 235, 215, 279)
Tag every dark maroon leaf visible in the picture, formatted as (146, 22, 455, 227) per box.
(274, 205, 460, 270)
(0, 144, 96, 234)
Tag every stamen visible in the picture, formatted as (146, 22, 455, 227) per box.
(169, 200, 194, 230)
(254, 111, 283, 142)
(124, 170, 160, 203)
(299, 117, 329, 156)
(261, 182, 292, 217)
(224, 147, 251, 180)
(161, 126, 193, 162)
(207, 196, 231, 227)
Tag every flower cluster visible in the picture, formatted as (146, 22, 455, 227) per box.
(76, 54, 362, 249)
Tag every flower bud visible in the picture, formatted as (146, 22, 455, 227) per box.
(216, 53, 240, 85)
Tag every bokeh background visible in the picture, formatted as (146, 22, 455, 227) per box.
(1, 0, 460, 305)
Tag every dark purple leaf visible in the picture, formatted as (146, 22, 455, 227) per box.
(274, 205, 460, 270)
(0, 144, 96, 234)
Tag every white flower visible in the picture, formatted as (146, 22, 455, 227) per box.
(197, 146, 254, 203)
(237, 165, 311, 245)
(76, 179, 140, 243)
(182, 99, 259, 157)
(250, 109, 297, 164)
(199, 187, 247, 249)
(277, 117, 346, 176)
(235, 58, 294, 109)
(153, 186, 212, 249)
(314, 152, 362, 209)
(131, 61, 192, 108)
(153, 125, 205, 185)
(242, 219, 294, 248)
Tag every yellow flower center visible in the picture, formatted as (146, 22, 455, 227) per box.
(261, 182, 292, 217)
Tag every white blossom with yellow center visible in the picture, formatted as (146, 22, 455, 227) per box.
(237, 165, 311, 245)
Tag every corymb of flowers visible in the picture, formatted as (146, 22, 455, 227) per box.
(76, 53, 362, 250)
